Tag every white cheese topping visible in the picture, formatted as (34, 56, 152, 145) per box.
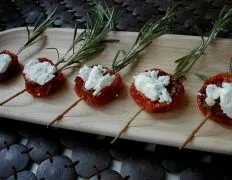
(205, 82, 232, 118)
(78, 65, 116, 96)
(23, 59, 57, 85)
(133, 70, 172, 104)
(0, 54, 12, 74)
(205, 84, 220, 106)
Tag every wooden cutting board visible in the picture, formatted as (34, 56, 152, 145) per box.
(0, 27, 232, 154)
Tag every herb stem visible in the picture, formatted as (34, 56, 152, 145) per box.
(229, 57, 232, 75)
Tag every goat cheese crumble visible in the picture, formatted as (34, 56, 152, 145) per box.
(205, 82, 232, 118)
(0, 54, 12, 73)
(78, 65, 116, 96)
(23, 59, 57, 85)
(134, 70, 172, 103)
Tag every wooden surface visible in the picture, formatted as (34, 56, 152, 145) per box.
(0, 27, 232, 154)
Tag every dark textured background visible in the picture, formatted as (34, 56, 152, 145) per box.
(0, 0, 231, 37)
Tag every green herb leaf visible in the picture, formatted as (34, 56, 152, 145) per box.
(229, 57, 232, 75)
(26, 26, 30, 41)
(59, 3, 118, 70)
(194, 73, 208, 81)
(34, 13, 45, 31)
(173, 7, 232, 80)
(17, 8, 57, 55)
(72, 23, 79, 54)
(112, 6, 175, 72)
(46, 48, 60, 62)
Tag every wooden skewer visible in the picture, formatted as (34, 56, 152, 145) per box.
(47, 151, 53, 163)
(12, 166, 17, 179)
(47, 97, 84, 128)
(123, 176, 130, 180)
(111, 107, 145, 144)
(0, 88, 26, 106)
(21, 147, 34, 154)
(180, 112, 211, 149)
(65, 161, 79, 168)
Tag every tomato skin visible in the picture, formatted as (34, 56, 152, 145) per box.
(74, 67, 123, 106)
(23, 58, 65, 97)
(130, 68, 185, 112)
(0, 50, 21, 82)
(197, 73, 232, 125)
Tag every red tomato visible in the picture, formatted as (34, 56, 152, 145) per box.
(197, 73, 232, 124)
(0, 50, 21, 82)
(74, 66, 123, 106)
(130, 68, 185, 112)
(23, 57, 65, 97)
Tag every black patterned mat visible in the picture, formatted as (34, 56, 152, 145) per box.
(0, 0, 231, 37)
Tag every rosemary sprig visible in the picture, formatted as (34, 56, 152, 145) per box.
(112, 6, 175, 72)
(17, 8, 57, 55)
(59, 4, 117, 70)
(229, 57, 232, 75)
(173, 7, 232, 80)
(55, 25, 86, 66)
(194, 73, 208, 81)
(46, 48, 60, 62)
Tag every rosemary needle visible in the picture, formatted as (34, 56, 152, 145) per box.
(58, 3, 118, 70)
(173, 7, 232, 80)
(112, 6, 176, 72)
(229, 57, 232, 75)
(17, 8, 57, 55)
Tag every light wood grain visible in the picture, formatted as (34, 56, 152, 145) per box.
(0, 27, 232, 154)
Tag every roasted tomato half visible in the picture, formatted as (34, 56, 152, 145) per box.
(130, 68, 185, 112)
(197, 73, 232, 125)
(23, 57, 65, 97)
(0, 50, 21, 82)
(74, 67, 123, 106)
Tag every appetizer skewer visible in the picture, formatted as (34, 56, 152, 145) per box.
(48, 7, 176, 127)
(0, 9, 56, 82)
(0, 4, 116, 104)
(111, 7, 232, 144)
(181, 57, 232, 149)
